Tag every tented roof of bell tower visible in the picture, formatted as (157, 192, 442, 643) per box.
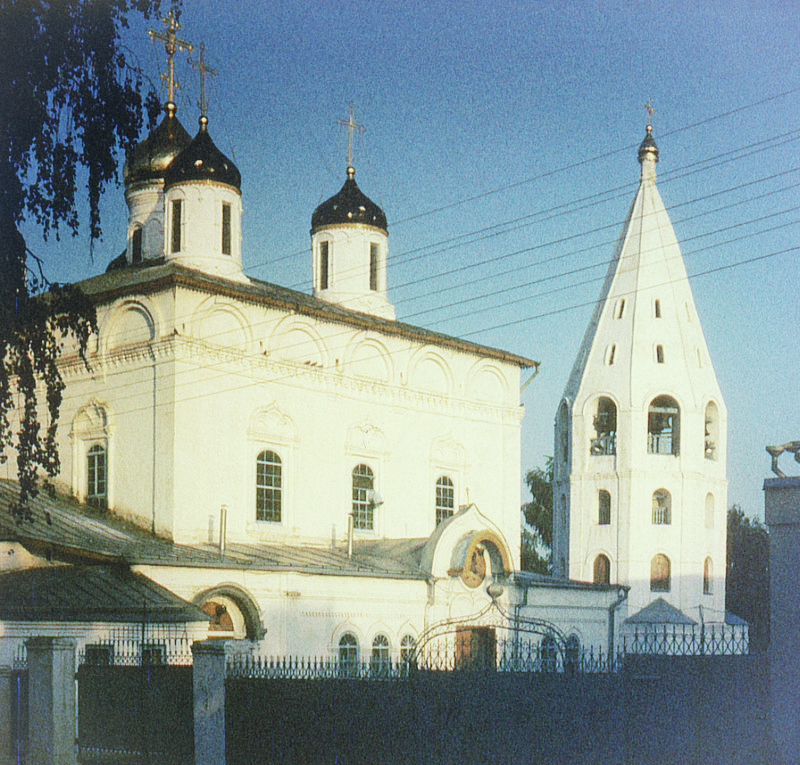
(163, 118, 241, 191)
(311, 168, 387, 233)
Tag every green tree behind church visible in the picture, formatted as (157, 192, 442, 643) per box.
(521, 458, 553, 574)
(0, 0, 173, 518)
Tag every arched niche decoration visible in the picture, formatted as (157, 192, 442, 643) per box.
(346, 336, 392, 383)
(465, 361, 509, 403)
(192, 297, 251, 352)
(447, 529, 512, 589)
(407, 348, 453, 395)
(72, 401, 111, 437)
(248, 402, 297, 444)
(102, 299, 156, 352)
(192, 584, 265, 641)
(346, 419, 387, 455)
(430, 435, 466, 467)
(269, 316, 327, 366)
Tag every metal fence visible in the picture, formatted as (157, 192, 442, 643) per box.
(622, 623, 749, 656)
(78, 631, 194, 666)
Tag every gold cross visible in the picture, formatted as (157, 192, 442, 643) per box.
(645, 96, 655, 129)
(190, 43, 216, 118)
(149, 10, 193, 106)
(336, 103, 365, 174)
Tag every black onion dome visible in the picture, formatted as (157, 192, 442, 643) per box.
(123, 108, 192, 185)
(638, 125, 659, 163)
(164, 123, 241, 191)
(311, 171, 387, 232)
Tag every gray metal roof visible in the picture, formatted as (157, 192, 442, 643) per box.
(0, 481, 428, 580)
(0, 565, 209, 623)
(78, 260, 537, 368)
(625, 597, 697, 625)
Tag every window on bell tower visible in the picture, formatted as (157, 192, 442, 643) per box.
(369, 242, 379, 291)
(648, 395, 680, 455)
(320, 241, 330, 290)
(590, 397, 616, 456)
(171, 199, 182, 253)
(221, 202, 231, 255)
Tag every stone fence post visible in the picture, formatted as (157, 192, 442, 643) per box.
(192, 639, 227, 765)
(26, 637, 76, 765)
(764, 474, 800, 765)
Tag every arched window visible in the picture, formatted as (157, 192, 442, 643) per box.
(648, 395, 680, 455)
(371, 634, 390, 676)
(87, 444, 107, 508)
(339, 633, 359, 676)
(593, 554, 610, 585)
(256, 451, 282, 522)
(650, 554, 671, 592)
(352, 464, 375, 530)
(565, 635, 581, 673)
(540, 635, 558, 672)
(435, 476, 455, 526)
(131, 226, 143, 264)
(221, 202, 231, 255)
(704, 558, 713, 594)
(400, 635, 416, 664)
(598, 490, 611, 525)
(591, 397, 617, 455)
(705, 402, 719, 460)
(652, 489, 671, 525)
(319, 241, 330, 290)
(705, 493, 715, 529)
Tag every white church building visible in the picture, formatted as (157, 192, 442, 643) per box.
(0, 27, 746, 670)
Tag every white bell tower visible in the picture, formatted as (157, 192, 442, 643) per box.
(553, 110, 728, 622)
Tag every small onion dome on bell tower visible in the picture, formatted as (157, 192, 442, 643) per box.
(161, 115, 246, 283)
(311, 167, 387, 234)
(637, 123, 659, 164)
(163, 116, 241, 191)
(123, 102, 192, 185)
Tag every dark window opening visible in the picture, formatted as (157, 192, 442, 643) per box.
(654, 299, 661, 318)
(320, 241, 329, 290)
(598, 490, 611, 525)
(648, 396, 680, 455)
(369, 242, 379, 291)
(171, 199, 182, 253)
(705, 402, 719, 460)
(84, 644, 113, 666)
(132, 227, 142, 264)
(656, 345, 665, 364)
(221, 203, 231, 255)
(87, 444, 107, 508)
(615, 299, 625, 319)
(591, 397, 617, 455)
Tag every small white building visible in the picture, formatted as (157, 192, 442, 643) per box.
(553, 120, 731, 633)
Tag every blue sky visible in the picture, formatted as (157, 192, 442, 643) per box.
(23, 0, 800, 518)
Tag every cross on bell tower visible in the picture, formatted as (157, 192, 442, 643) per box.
(149, 10, 193, 109)
(336, 103, 365, 178)
(190, 42, 217, 127)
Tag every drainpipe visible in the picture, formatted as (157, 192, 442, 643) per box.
(608, 586, 628, 662)
(347, 512, 354, 559)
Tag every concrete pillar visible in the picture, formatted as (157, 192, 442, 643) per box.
(26, 637, 76, 765)
(764, 475, 800, 765)
(0, 666, 15, 765)
(191, 640, 226, 765)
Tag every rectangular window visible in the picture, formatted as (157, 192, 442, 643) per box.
(84, 644, 113, 666)
(87, 444, 107, 508)
(654, 299, 661, 318)
(369, 243, 379, 291)
(171, 199, 182, 253)
(221, 203, 231, 255)
(320, 241, 329, 290)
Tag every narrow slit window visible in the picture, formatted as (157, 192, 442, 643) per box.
(132, 227, 142, 264)
(598, 490, 611, 525)
(654, 299, 661, 318)
(221, 203, 231, 255)
(615, 299, 625, 319)
(656, 345, 665, 364)
(607, 344, 616, 365)
(320, 241, 329, 290)
(369, 242, 379, 291)
(171, 199, 182, 253)
(703, 557, 713, 594)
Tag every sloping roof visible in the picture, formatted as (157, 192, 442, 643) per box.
(725, 611, 749, 626)
(625, 597, 697, 625)
(0, 565, 209, 623)
(75, 260, 537, 368)
(0, 481, 427, 580)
